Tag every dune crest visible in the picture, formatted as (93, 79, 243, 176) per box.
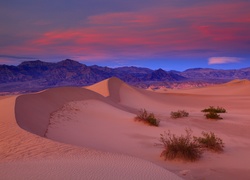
(87, 77, 170, 111)
(15, 85, 132, 137)
(87, 77, 129, 102)
(85, 78, 111, 97)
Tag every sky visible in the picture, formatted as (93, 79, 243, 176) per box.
(0, 0, 250, 71)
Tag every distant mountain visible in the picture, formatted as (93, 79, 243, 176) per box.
(0, 59, 186, 85)
(0, 59, 249, 94)
(148, 68, 186, 81)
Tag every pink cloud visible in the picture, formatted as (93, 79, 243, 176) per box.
(1, 1, 250, 62)
(208, 57, 243, 65)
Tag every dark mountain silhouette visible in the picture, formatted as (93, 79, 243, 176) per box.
(0, 59, 249, 94)
(148, 68, 186, 81)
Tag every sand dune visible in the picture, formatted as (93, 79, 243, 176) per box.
(87, 77, 188, 112)
(88, 77, 250, 114)
(1, 77, 250, 179)
(0, 94, 181, 180)
(165, 79, 250, 96)
(15, 86, 133, 136)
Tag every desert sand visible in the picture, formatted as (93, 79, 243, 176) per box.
(1, 77, 250, 179)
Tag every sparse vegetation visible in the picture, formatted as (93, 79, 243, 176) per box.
(159, 129, 202, 161)
(135, 109, 160, 126)
(170, 110, 189, 119)
(202, 106, 226, 120)
(194, 131, 224, 152)
(201, 106, 227, 113)
(204, 111, 223, 120)
(158, 129, 224, 162)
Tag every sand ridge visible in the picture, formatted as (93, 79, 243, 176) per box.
(15, 85, 135, 137)
(0, 94, 182, 180)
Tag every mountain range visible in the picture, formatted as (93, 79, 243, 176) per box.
(1, 59, 250, 94)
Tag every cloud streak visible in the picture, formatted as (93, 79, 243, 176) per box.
(0, 55, 36, 60)
(0, 0, 250, 66)
(208, 57, 243, 64)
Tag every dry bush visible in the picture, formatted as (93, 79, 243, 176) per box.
(194, 131, 224, 152)
(204, 111, 223, 120)
(170, 110, 189, 119)
(201, 106, 227, 113)
(135, 109, 160, 126)
(159, 129, 202, 161)
(158, 130, 225, 162)
(202, 106, 226, 120)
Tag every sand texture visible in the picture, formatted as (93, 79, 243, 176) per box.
(1, 77, 250, 179)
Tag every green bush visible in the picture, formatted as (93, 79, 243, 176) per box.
(201, 106, 227, 113)
(171, 110, 189, 119)
(135, 109, 160, 126)
(195, 131, 224, 152)
(204, 111, 223, 120)
(159, 129, 202, 161)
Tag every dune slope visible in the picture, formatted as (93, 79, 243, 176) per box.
(15, 86, 132, 137)
(1, 95, 182, 180)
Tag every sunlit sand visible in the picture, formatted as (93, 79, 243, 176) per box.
(1, 77, 250, 179)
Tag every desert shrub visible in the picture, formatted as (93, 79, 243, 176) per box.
(202, 106, 226, 120)
(194, 131, 224, 152)
(171, 110, 189, 119)
(201, 106, 226, 113)
(135, 109, 160, 126)
(204, 111, 223, 120)
(159, 129, 202, 161)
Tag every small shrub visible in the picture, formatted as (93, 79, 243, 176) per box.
(135, 109, 160, 126)
(159, 129, 202, 161)
(205, 111, 223, 120)
(171, 110, 189, 119)
(195, 132, 224, 152)
(202, 106, 227, 113)
(202, 106, 226, 120)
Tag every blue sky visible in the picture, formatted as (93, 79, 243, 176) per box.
(0, 0, 250, 71)
(83, 59, 250, 71)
